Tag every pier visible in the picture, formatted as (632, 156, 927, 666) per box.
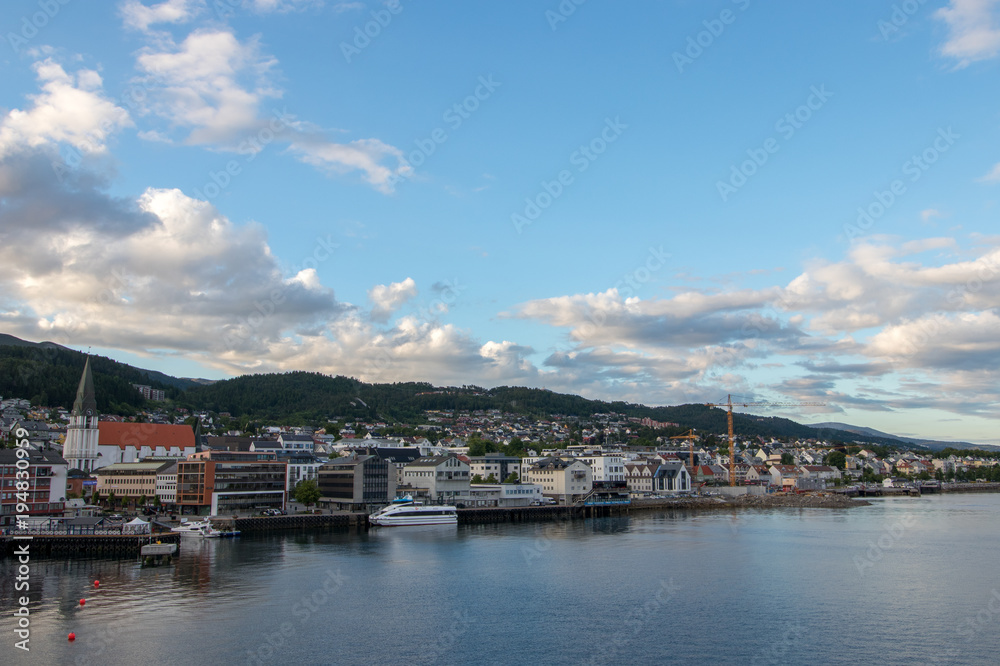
(225, 512, 369, 533)
(0, 533, 180, 559)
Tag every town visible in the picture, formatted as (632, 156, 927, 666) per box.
(2, 358, 998, 538)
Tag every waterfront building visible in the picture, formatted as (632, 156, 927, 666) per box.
(625, 462, 656, 494)
(0, 449, 68, 527)
(317, 452, 394, 510)
(768, 464, 802, 490)
(155, 462, 178, 507)
(467, 483, 544, 507)
(95, 461, 174, 503)
(278, 450, 324, 493)
(574, 453, 625, 483)
(467, 454, 521, 482)
(176, 451, 287, 515)
(401, 454, 471, 502)
(521, 457, 593, 504)
(653, 460, 691, 492)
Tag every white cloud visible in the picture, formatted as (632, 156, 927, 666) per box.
(0, 59, 132, 159)
(935, 0, 1000, 66)
(121, 0, 204, 33)
(978, 161, 1000, 182)
(245, 0, 324, 12)
(368, 278, 417, 322)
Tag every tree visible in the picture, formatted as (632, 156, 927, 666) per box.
(293, 479, 321, 508)
(825, 451, 846, 470)
(485, 473, 498, 484)
(467, 436, 489, 457)
(502, 472, 519, 484)
(780, 453, 794, 465)
(138, 494, 147, 507)
(471, 474, 485, 484)
(153, 495, 162, 508)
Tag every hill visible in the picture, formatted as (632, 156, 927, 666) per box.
(0, 335, 197, 412)
(807, 421, 994, 452)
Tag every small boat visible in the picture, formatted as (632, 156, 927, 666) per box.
(369, 497, 458, 526)
(171, 520, 224, 538)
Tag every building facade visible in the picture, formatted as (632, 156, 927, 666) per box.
(0, 448, 68, 527)
(62, 357, 100, 472)
(317, 453, 395, 509)
(176, 451, 287, 516)
(401, 455, 471, 502)
(95, 461, 174, 503)
(522, 457, 593, 504)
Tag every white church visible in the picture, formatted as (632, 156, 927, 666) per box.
(62, 357, 197, 472)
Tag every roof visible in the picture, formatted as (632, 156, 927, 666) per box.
(72, 356, 98, 417)
(278, 433, 314, 441)
(0, 449, 67, 465)
(407, 454, 463, 467)
(94, 461, 173, 474)
(98, 422, 196, 450)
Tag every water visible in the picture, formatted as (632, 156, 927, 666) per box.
(3, 494, 999, 665)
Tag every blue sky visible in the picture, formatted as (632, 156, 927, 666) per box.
(1, 0, 999, 442)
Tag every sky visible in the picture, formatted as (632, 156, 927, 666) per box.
(0, 0, 999, 443)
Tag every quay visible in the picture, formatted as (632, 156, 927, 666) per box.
(0, 533, 180, 559)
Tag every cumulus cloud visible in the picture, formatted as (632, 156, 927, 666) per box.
(935, 0, 1000, 67)
(368, 278, 418, 322)
(0, 60, 132, 159)
(121, 0, 203, 33)
(130, 25, 409, 190)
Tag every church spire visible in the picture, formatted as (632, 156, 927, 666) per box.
(72, 356, 98, 417)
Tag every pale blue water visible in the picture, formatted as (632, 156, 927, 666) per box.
(2, 493, 999, 665)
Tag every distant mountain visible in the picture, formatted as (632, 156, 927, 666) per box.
(807, 421, 995, 452)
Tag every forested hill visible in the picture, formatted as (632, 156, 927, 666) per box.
(0, 342, 189, 413)
(175, 371, 911, 447)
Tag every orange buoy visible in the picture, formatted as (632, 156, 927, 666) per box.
(79, 598, 86, 606)
(94, 580, 100, 588)
(68, 633, 76, 641)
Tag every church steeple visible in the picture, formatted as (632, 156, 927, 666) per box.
(72, 356, 98, 417)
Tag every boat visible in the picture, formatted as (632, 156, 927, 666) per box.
(369, 497, 458, 526)
(171, 519, 226, 538)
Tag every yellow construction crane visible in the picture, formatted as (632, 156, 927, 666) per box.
(669, 430, 699, 470)
(705, 394, 826, 486)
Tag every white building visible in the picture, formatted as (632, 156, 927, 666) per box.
(575, 453, 625, 482)
(401, 454, 471, 502)
(467, 483, 544, 507)
(521, 457, 593, 504)
(156, 462, 178, 505)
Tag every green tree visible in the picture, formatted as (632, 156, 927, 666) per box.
(293, 479, 321, 508)
(502, 472, 519, 484)
(471, 474, 485, 484)
(780, 453, 795, 465)
(467, 436, 489, 457)
(485, 473, 498, 484)
(825, 451, 846, 470)
(138, 494, 147, 507)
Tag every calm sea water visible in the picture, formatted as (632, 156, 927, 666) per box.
(3, 493, 999, 665)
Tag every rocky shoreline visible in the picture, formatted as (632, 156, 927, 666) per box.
(630, 491, 870, 512)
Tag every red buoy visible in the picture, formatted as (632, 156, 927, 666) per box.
(68, 633, 76, 641)
(94, 580, 100, 588)
(79, 598, 86, 606)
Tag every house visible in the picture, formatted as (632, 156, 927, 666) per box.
(277, 433, 315, 452)
(653, 460, 691, 492)
(467, 454, 521, 483)
(574, 453, 625, 482)
(768, 464, 802, 491)
(690, 465, 718, 486)
(799, 465, 841, 483)
(625, 463, 656, 494)
(745, 464, 772, 485)
(521, 457, 593, 504)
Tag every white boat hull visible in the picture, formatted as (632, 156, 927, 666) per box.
(371, 515, 457, 526)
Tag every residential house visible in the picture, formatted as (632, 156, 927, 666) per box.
(401, 455, 471, 502)
(522, 457, 593, 504)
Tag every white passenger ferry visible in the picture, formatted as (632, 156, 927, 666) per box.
(369, 497, 458, 526)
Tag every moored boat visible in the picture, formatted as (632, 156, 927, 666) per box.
(369, 497, 458, 526)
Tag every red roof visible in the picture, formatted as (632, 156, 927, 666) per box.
(98, 422, 196, 450)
